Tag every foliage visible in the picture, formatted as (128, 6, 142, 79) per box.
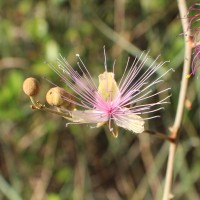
(0, 0, 199, 199)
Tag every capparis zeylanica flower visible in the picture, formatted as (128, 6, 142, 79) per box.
(23, 48, 172, 138)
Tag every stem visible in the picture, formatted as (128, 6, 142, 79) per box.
(162, 0, 192, 200)
(29, 96, 71, 118)
(143, 130, 175, 142)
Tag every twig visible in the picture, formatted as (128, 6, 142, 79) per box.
(143, 130, 175, 142)
(112, 0, 125, 58)
(0, 175, 23, 200)
(162, 0, 192, 200)
(114, 0, 125, 33)
(131, 142, 169, 200)
(139, 135, 161, 198)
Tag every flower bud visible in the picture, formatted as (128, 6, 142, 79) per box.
(46, 87, 75, 110)
(23, 77, 40, 96)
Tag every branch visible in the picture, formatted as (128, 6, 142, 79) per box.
(162, 0, 192, 199)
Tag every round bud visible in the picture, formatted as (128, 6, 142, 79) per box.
(46, 87, 75, 109)
(23, 77, 40, 96)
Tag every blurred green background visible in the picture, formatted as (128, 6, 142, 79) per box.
(0, 0, 199, 199)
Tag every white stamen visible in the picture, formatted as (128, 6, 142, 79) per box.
(103, 46, 107, 72)
(112, 59, 116, 74)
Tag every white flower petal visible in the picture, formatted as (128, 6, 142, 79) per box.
(71, 110, 108, 124)
(115, 113, 145, 134)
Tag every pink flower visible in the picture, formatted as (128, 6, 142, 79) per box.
(186, 3, 200, 76)
(49, 48, 172, 137)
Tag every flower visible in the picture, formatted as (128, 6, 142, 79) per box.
(185, 3, 200, 77)
(189, 44, 200, 77)
(49, 48, 172, 137)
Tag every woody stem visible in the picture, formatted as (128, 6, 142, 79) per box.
(162, 0, 192, 199)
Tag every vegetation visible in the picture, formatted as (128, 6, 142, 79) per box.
(0, 0, 199, 199)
